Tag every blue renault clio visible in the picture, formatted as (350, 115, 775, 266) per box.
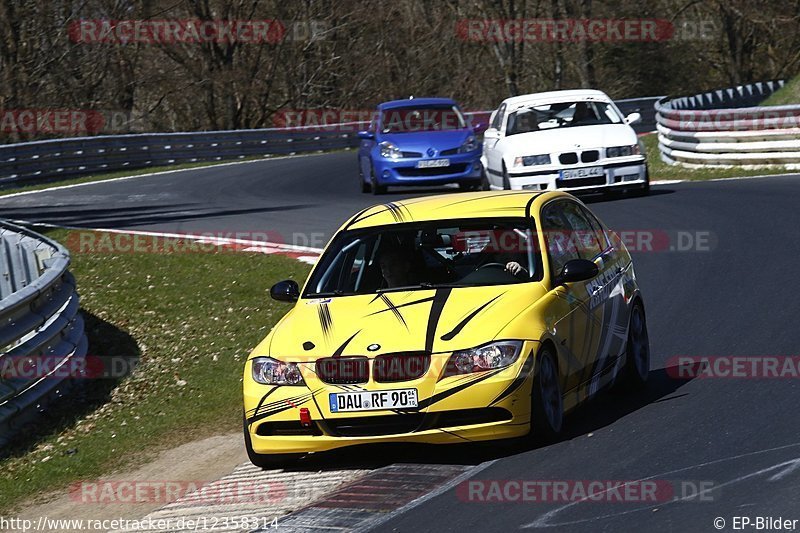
(357, 97, 484, 194)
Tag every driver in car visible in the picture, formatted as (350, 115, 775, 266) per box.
(505, 260, 528, 277)
(510, 109, 538, 135)
(378, 247, 415, 288)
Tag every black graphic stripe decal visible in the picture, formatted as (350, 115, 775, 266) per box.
(367, 295, 436, 316)
(490, 350, 534, 405)
(251, 390, 314, 414)
(348, 201, 413, 227)
(248, 397, 313, 423)
(440, 293, 504, 341)
(439, 191, 530, 210)
(416, 368, 503, 410)
(377, 294, 409, 330)
(344, 205, 376, 230)
(247, 390, 318, 423)
(384, 202, 409, 222)
(333, 330, 360, 357)
(425, 288, 452, 352)
(318, 302, 333, 340)
(247, 386, 280, 417)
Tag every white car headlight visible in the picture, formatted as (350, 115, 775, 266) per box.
(606, 145, 640, 158)
(514, 154, 551, 167)
(443, 341, 523, 377)
(458, 135, 479, 153)
(379, 141, 401, 159)
(251, 357, 305, 385)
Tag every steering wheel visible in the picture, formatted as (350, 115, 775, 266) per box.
(476, 262, 507, 271)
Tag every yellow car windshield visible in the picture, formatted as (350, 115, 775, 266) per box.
(306, 218, 542, 297)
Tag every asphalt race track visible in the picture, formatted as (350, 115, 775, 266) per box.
(3, 152, 800, 532)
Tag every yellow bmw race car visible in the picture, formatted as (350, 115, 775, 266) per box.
(243, 190, 649, 467)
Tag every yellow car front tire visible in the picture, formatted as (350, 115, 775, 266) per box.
(529, 346, 563, 443)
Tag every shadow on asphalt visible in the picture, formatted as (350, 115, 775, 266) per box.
(367, 187, 676, 204)
(580, 187, 675, 205)
(0, 202, 317, 229)
(285, 365, 696, 472)
(0, 311, 140, 459)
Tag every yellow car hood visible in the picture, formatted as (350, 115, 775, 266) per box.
(264, 283, 547, 360)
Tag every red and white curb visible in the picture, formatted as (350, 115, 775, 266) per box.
(108, 464, 369, 533)
(14, 224, 325, 265)
(106, 228, 325, 265)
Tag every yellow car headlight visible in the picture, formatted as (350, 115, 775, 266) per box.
(443, 341, 523, 378)
(251, 357, 305, 386)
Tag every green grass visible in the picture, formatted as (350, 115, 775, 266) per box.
(0, 229, 311, 512)
(760, 74, 800, 106)
(642, 133, 793, 181)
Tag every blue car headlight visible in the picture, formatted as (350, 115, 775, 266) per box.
(379, 141, 402, 159)
(513, 154, 551, 167)
(458, 135, 479, 153)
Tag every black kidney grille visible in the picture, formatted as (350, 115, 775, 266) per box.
(581, 150, 599, 162)
(373, 353, 430, 382)
(559, 152, 578, 164)
(316, 356, 369, 384)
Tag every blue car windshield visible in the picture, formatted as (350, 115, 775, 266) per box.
(380, 105, 467, 133)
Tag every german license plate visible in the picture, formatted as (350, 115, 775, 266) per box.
(560, 166, 604, 179)
(416, 159, 450, 169)
(329, 389, 418, 412)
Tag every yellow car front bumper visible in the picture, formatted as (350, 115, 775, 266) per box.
(244, 343, 538, 454)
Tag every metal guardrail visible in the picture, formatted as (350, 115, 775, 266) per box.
(655, 80, 800, 167)
(0, 221, 87, 447)
(0, 99, 659, 185)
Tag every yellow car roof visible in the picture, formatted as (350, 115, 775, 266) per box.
(345, 190, 572, 230)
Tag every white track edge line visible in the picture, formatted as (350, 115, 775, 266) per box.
(7, 222, 325, 255)
(0, 151, 336, 200)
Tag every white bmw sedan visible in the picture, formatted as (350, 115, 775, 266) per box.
(481, 89, 648, 195)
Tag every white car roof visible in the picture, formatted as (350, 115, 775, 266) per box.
(501, 89, 612, 110)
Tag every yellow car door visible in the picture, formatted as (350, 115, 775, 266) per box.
(538, 199, 597, 397)
(559, 201, 623, 395)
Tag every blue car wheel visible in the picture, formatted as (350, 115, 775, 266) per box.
(370, 164, 387, 195)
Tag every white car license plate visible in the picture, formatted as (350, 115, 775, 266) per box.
(560, 166, 604, 179)
(329, 389, 418, 413)
(416, 159, 450, 169)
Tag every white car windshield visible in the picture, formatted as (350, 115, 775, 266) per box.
(506, 101, 622, 135)
(305, 218, 542, 297)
